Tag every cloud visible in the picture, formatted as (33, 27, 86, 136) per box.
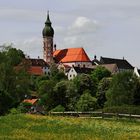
(14, 37, 43, 58)
(0, 7, 42, 21)
(68, 17, 98, 35)
(55, 16, 99, 49)
(63, 36, 78, 47)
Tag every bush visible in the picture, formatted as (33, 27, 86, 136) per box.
(50, 105, 65, 112)
(105, 71, 139, 106)
(103, 105, 140, 115)
(9, 108, 21, 115)
(76, 90, 97, 112)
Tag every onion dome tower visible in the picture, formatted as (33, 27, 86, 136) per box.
(42, 11, 54, 64)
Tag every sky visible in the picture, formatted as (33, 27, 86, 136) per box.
(0, 0, 140, 67)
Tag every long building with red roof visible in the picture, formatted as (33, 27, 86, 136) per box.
(53, 47, 92, 67)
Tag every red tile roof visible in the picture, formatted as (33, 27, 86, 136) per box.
(16, 58, 48, 76)
(21, 58, 49, 67)
(23, 99, 38, 105)
(53, 48, 91, 63)
(28, 66, 43, 75)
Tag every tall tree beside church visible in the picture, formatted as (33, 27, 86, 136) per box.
(105, 71, 139, 106)
(6, 48, 25, 66)
(0, 47, 29, 115)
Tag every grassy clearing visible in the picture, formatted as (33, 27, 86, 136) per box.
(0, 114, 140, 140)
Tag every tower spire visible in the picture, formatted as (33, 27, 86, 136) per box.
(47, 10, 49, 19)
(45, 10, 51, 25)
(42, 12, 54, 64)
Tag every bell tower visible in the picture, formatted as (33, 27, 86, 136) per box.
(42, 11, 54, 64)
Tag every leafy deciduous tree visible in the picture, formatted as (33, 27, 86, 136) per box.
(105, 71, 138, 106)
(96, 77, 111, 108)
(76, 90, 97, 111)
(91, 66, 111, 82)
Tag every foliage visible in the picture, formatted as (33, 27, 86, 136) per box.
(37, 80, 56, 110)
(0, 90, 14, 115)
(15, 69, 31, 100)
(9, 108, 21, 115)
(54, 71, 67, 81)
(91, 66, 111, 82)
(53, 80, 69, 108)
(50, 105, 65, 112)
(65, 81, 78, 111)
(96, 77, 111, 108)
(103, 105, 140, 115)
(133, 78, 140, 105)
(0, 47, 30, 115)
(49, 62, 59, 77)
(73, 74, 97, 97)
(6, 48, 25, 66)
(76, 90, 97, 111)
(106, 71, 139, 106)
(18, 102, 32, 113)
(35, 75, 50, 89)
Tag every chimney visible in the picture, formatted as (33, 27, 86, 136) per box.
(54, 44, 56, 51)
(38, 56, 40, 59)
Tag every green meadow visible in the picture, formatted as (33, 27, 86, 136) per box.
(0, 114, 140, 140)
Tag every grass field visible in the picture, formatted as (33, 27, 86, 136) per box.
(0, 114, 140, 140)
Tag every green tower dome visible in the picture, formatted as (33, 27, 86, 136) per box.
(42, 12, 54, 37)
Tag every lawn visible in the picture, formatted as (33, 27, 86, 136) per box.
(0, 114, 140, 140)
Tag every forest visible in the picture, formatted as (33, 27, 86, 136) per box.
(0, 46, 140, 115)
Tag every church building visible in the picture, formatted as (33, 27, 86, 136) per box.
(42, 12, 92, 68)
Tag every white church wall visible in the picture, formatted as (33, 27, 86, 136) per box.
(62, 61, 92, 68)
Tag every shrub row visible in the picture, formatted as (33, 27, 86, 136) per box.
(103, 105, 140, 115)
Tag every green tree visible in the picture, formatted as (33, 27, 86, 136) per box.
(0, 90, 14, 115)
(50, 105, 65, 112)
(96, 77, 111, 108)
(73, 74, 97, 97)
(15, 69, 31, 101)
(66, 81, 78, 110)
(49, 62, 67, 81)
(49, 62, 59, 78)
(91, 66, 111, 82)
(0, 47, 30, 115)
(76, 90, 97, 111)
(53, 80, 69, 109)
(36, 75, 50, 89)
(38, 80, 56, 110)
(6, 48, 25, 66)
(132, 77, 140, 105)
(1, 44, 25, 66)
(105, 71, 138, 106)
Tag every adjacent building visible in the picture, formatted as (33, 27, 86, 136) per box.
(18, 58, 49, 76)
(67, 66, 93, 80)
(100, 57, 134, 72)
